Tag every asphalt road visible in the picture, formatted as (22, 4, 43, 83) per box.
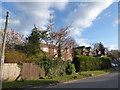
(20, 71, 119, 89)
(46, 72, 118, 88)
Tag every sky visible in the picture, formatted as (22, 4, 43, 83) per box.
(0, 0, 119, 50)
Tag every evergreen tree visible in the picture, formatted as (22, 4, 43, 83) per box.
(94, 42, 105, 55)
(99, 42, 105, 55)
(26, 26, 41, 55)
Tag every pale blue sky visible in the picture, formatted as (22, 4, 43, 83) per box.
(1, 1, 119, 50)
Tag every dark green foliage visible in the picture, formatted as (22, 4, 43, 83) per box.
(17, 62, 23, 69)
(94, 42, 105, 55)
(72, 56, 80, 72)
(99, 57, 112, 69)
(37, 60, 67, 78)
(26, 28, 41, 55)
(99, 42, 105, 55)
(36, 60, 76, 78)
(58, 45, 62, 59)
(15, 27, 51, 58)
(72, 55, 112, 72)
(74, 49, 82, 55)
(66, 62, 76, 75)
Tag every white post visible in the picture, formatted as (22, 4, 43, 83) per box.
(0, 12, 9, 90)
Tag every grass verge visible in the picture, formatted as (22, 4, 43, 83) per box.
(2, 68, 115, 89)
(79, 68, 115, 77)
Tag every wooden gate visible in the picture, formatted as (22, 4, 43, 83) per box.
(21, 63, 45, 80)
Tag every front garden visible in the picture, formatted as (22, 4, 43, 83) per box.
(3, 68, 115, 89)
(3, 55, 116, 89)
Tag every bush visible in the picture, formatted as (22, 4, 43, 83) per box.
(72, 55, 112, 72)
(36, 60, 76, 78)
(66, 62, 76, 75)
(37, 60, 67, 78)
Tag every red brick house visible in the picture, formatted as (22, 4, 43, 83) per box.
(40, 43, 73, 61)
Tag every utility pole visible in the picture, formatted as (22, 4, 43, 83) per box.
(0, 11, 9, 90)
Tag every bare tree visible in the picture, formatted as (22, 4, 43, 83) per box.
(49, 26, 76, 59)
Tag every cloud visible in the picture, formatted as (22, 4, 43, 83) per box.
(2, 2, 68, 36)
(51, 0, 69, 11)
(75, 38, 90, 46)
(66, 0, 114, 36)
(108, 44, 118, 50)
(104, 11, 111, 16)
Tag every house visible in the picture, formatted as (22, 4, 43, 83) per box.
(73, 46, 92, 56)
(40, 43, 73, 61)
(40, 43, 57, 55)
(73, 46, 108, 57)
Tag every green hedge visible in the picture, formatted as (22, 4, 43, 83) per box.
(36, 60, 76, 78)
(72, 55, 112, 72)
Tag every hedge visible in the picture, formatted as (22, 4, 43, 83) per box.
(72, 55, 112, 72)
(36, 60, 76, 78)
(5, 49, 28, 63)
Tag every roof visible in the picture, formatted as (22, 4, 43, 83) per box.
(74, 46, 85, 49)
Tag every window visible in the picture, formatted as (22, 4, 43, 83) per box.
(43, 47, 48, 52)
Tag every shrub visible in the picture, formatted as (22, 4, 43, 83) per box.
(66, 62, 76, 75)
(72, 55, 112, 72)
(37, 60, 67, 78)
(36, 60, 76, 78)
(17, 62, 23, 69)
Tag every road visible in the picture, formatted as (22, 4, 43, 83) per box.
(46, 72, 118, 88)
(21, 71, 118, 89)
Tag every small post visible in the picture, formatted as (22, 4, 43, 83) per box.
(0, 11, 9, 90)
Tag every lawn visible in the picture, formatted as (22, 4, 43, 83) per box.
(2, 68, 115, 89)
(2, 79, 58, 89)
(79, 68, 115, 77)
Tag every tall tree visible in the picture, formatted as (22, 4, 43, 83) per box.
(94, 42, 105, 55)
(26, 26, 41, 55)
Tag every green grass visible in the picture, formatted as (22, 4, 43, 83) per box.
(51, 74, 85, 82)
(2, 75, 85, 89)
(2, 68, 116, 89)
(79, 68, 116, 77)
(2, 79, 58, 89)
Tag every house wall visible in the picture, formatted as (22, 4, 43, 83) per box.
(40, 43, 73, 61)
